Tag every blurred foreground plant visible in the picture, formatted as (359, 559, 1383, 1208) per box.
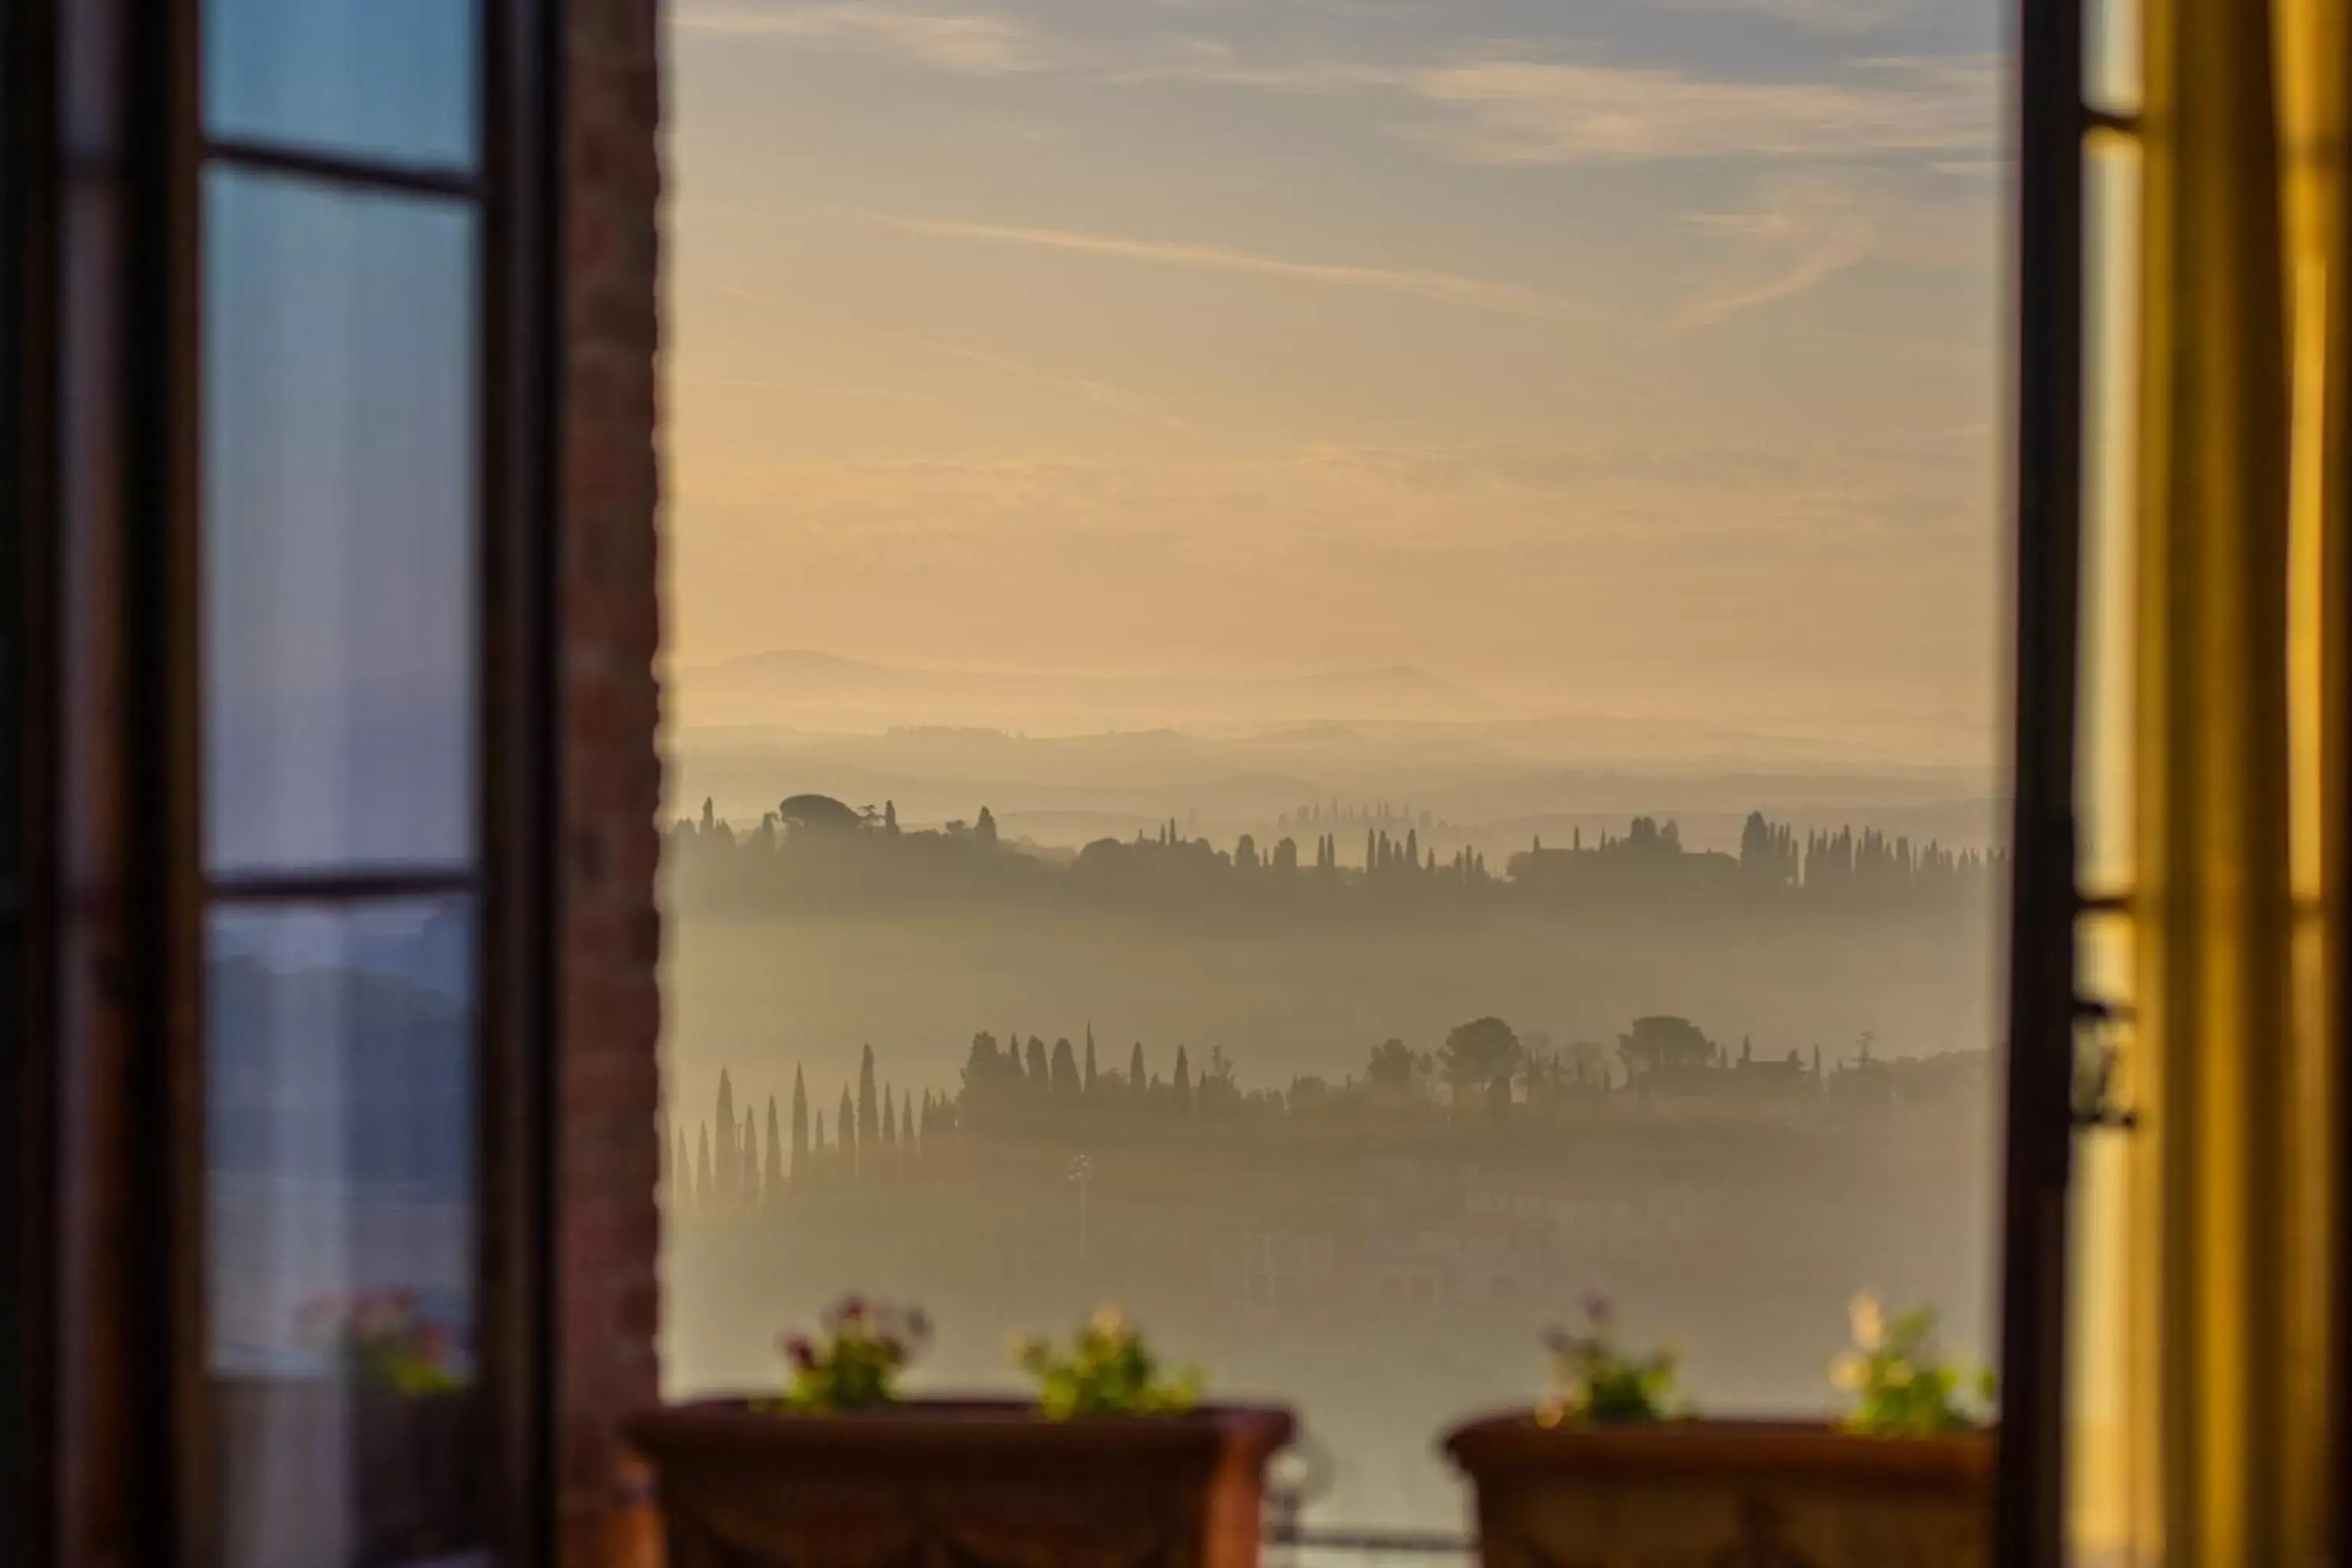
(1013, 1305, 1203, 1418)
(1537, 1296, 1681, 1427)
(770, 1294, 929, 1414)
(1832, 1294, 1995, 1436)
(297, 1289, 467, 1396)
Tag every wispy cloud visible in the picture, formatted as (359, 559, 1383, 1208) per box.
(671, 2, 1040, 74)
(1668, 170, 1882, 331)
(924, 343, 1196, 434)
(672, 373, 948, 404)
(1407, 55, 1996, 165)
(870, 212, 1595, 319)
(1647, 0, 1926, 33)
(1664, 165, 1993, 331)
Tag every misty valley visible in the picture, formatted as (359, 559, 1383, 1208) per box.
(658, 780, 2005, 1534)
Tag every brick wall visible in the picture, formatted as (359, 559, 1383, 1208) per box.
(557, 1, 665, 1563)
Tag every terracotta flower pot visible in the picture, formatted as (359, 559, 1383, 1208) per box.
(628, 1398, 1294, 1568)
(1444, 1415, 1992, 1568)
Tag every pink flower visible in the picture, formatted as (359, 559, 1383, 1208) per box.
(782, 1334, 817, 1371)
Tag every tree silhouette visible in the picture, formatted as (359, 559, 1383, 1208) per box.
(1025, 1035, 1049, 1088)
(839, 1086, 857, 1183)
(1129, 1042, 1146, 1090)
(696, 1122, 714, 1207)
(882, 1085, 898, 1149)
(858, 1044, 880, 1147)
(1365, 1037, 1428, 1098)
(976, 805, 999, 848)
(763, 1097, 782, 1203)
(1083, 1026, 1100, 1094)
(1051, 1037, 1080, 1094)
(715, 1069, 736, 1203)
(791, 1067, 809, 1190)
(1439, 1017, 1523, 1102)
(1617, 1015, 1715, 1079)
(1174, 1046, 1192, 1096)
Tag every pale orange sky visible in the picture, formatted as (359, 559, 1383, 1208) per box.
(663, 0, 2007, 766)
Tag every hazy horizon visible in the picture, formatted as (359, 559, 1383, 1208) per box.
(666, 0, 2007, 766)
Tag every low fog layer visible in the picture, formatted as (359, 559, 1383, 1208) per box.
(657, 693, 2007, 1535)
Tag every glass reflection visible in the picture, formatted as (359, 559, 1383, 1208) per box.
(205, 0, 478, 172)
(204, 168, 479, 876)
(208, 898, 481, 1568)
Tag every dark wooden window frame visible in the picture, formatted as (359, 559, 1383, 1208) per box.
(5, 0, 562, 1563)
(1992, 0, 2085, 1563)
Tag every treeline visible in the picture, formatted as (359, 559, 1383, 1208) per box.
(664, 1017, 1992, 1216)
(666, 795, 2003, 918)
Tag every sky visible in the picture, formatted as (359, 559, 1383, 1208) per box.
(663, 0, 2009, 765)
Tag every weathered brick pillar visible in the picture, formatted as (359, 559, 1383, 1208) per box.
(558, 1, 665, 1563)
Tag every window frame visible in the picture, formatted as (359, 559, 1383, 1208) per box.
(166, 0, 563, 1560)
(6, 0, 561, 1562)
(1, 0, 63, 1559)
(1993, 0, 2088, 1564)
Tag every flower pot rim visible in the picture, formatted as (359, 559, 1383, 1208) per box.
(628, 1396, 1295, 1465)
(648, 1395, 1287, 1423)
(1443, 1411, 1993, 1486)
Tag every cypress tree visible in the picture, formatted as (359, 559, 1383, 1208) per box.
(858, 1044, 880, 1147)
(765, 1097, 782, 1204)
(791, 1067, 809, 1192)
(1130, 1042, 1146, 1089)
(1025, 1035, 1049, 1087)
(715, 1069, 736, 1203)
(812, 1112, 826, 1190)
(1084, 1028, 1099, 1094)
(839, 1086, 858, 1183)
(1051, 1037, 1080, 1094)
(1174, 1046, 1192, 1095)
(696, 1123, 714, 1206)
(882, 1086, 898, 1149)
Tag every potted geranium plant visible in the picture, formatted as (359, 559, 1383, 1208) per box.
(627, 1297, 1292, 1568)
(1446, 1294, 1995, 1568)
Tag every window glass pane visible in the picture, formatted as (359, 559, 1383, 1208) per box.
(204, 168, 478, 876)
(208, 898, 484, 1568)
(661, 0, 2010, 1541)
(205, 0, 478, 172)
